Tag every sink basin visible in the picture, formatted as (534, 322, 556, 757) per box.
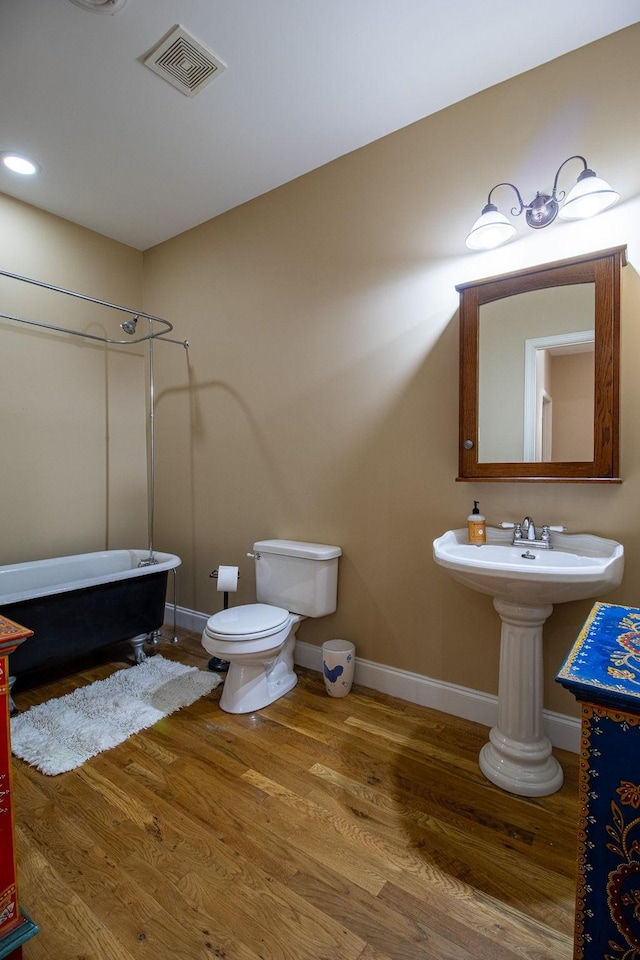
(433, 525, 624, 797)
(433, 526, 624, 605)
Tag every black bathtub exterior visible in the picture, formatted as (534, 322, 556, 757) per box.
(6, 569, 168, 677)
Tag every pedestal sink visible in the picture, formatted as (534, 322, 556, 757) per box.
(433, 526, 624, 797)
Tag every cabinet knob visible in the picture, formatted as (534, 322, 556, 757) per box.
(463, 439, 474, 450)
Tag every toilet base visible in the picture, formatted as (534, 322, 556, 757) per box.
(214, 621, 301, 714)
(220, 658, 297, 713)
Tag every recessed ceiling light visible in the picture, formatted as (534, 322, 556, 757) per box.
(1, 152, 41, 176)
(68, 0, 128, 12)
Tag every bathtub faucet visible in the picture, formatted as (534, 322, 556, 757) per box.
(138, 555, 159, 567)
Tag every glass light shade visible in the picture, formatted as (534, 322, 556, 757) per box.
(465, 206, 516, 250)
(559, 174, 619, 220)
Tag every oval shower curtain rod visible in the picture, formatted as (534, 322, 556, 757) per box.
(2, 265, 187, 636)
(0, 268, 189, 348)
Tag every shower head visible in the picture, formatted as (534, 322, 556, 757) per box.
(120, 316, 138, 335)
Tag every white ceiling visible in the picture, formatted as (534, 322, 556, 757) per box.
(2, 0, 639, 251)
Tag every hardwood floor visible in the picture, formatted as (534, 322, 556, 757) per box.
(11, 628, 579, 960)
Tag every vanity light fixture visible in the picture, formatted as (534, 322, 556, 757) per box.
(1, 152, 41, 176)
(465, 155, 619, 251)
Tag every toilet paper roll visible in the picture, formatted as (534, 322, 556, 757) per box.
(216, 565, 239, 593)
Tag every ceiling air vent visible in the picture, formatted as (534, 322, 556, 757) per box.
(143, 25, 226, 98)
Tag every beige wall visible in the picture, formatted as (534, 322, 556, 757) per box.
(3, 25, 640, 722)
(0, 195, 147, 562)
(143, 24, 640, 719)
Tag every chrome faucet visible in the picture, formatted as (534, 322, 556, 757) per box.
(499, 518, 567, 550)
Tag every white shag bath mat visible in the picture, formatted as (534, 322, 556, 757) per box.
(10, 655, 221, 776)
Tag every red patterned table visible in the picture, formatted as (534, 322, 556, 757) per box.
(0, 616, 38, 960)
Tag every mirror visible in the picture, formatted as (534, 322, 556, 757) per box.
(478, 284, 595, 463)
(457, 245, 626, 482)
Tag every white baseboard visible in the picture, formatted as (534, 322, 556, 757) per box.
(168, 604, 210, 635)
(168, 603, 580, 754)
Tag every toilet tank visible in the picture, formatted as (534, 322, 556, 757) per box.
(253, 539, 342, 617)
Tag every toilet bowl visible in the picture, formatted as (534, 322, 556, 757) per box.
(202, 539, 342, 714)
(203, 604, 302, 714)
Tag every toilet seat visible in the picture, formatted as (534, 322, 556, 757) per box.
(205, 603, 290, 642)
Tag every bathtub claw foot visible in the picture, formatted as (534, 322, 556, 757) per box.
(130, 634, 148, 664)
(8, 676, 17, 715)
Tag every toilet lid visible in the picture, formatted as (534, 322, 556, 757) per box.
(206, 603, 289, 640)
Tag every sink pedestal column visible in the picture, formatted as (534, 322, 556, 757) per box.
(479, 598, 563, 797)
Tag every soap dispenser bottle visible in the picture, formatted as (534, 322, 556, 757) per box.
(467, 501, 486, 545)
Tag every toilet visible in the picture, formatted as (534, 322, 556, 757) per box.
(202, 539, 342, 713)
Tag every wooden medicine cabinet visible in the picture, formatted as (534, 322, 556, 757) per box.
(456, 245, 626, 482)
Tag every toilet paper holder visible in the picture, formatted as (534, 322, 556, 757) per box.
(207, 567, 240, 674)
(210, 567, 241, 580)
(209, 567, 240, 610)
